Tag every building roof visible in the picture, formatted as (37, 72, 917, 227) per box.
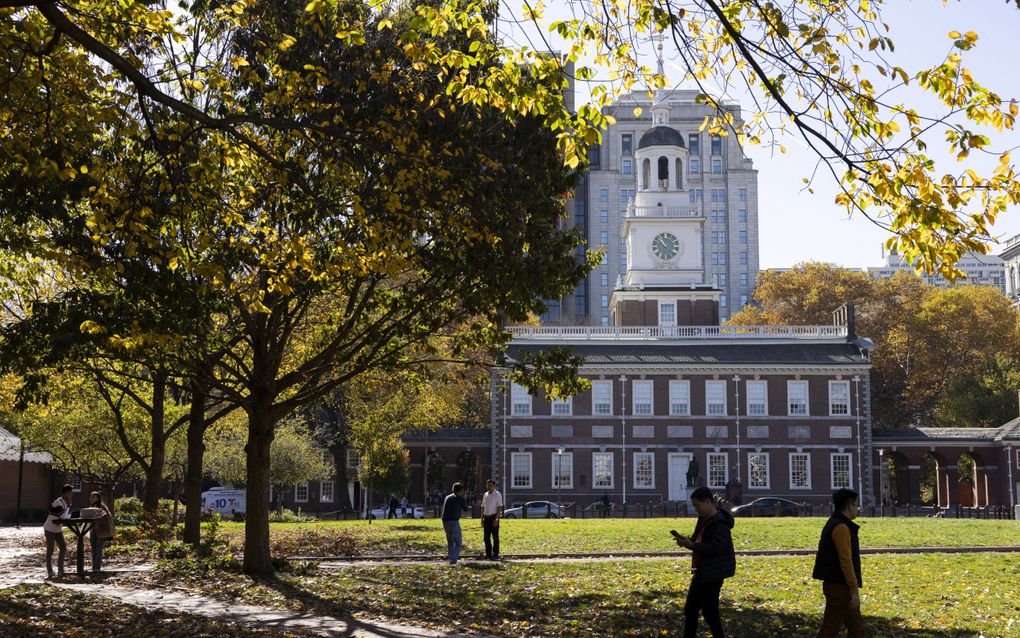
(0, 428, 53, 464)
(507, 342, 868, 368)
(402, 427, 491, 442)
(872, 421, 1020, 443)
(638, 126, 685, 149)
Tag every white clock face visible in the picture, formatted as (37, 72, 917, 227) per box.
(651, 232, 681, 260)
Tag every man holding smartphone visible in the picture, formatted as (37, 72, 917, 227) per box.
(673, 486, 735, 638)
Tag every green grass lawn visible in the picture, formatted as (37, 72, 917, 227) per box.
(130, 553, 1020, 637)
(214, 517, 1020, 557)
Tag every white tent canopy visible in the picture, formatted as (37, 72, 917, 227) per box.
(0, 428, 53, 464)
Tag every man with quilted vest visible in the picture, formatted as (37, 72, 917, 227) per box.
(813, 488, 866, 637)
(674, 486, 736, 638)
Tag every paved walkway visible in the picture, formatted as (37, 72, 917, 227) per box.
(0, 527, 487, 638)
(51, 582, 485, 638)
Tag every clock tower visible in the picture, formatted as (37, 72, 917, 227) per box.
(610, 94, 721, 327)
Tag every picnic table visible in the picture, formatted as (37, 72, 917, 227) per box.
(60, 517, 96, 578)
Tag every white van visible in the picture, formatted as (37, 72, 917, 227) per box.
(201, 487, 246, 516)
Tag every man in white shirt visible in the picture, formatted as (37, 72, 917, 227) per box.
(43, 484, 73, 579)
(480, 479, 503, 561)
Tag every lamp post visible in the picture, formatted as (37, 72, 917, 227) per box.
(853, 375, 865, 506)
(556, 447, 565, 517)
(877, 448, 885, 517)
(501, 378, 510, 499)
(620, 375, 627, 506)
(733, 375, 741, 487)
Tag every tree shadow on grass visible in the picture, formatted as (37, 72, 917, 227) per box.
(257, 568, 985, 638)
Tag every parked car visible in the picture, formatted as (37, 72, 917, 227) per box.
(503, 501, 566, 519)
(731, 497, 801, 517)
(363, 505, 425, 520)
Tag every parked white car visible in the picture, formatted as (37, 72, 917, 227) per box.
(502, 501, 565, 519)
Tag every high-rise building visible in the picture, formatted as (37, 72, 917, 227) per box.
(549, 88, 759, 326)
(868, 246, 1005, 292)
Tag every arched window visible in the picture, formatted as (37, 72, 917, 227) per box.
(675, 157, 683, 190)
(657, 156, 669, 190)
(641, 159, 651, 191)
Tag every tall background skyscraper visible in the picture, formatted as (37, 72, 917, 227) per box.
(544, 89, 760, 326)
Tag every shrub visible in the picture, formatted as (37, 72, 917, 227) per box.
(268, 507, 316, 523)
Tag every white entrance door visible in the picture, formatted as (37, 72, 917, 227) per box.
(668, 454, 691, 502)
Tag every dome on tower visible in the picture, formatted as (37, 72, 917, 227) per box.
(638, 126, 685, 150)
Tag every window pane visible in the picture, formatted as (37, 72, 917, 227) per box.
(634, 453, 654, 487)
(706, 380, 726, 415)
(633, 380, 653, 415)
(830, 381, 850, 415)
(832, 454, 852, 489)
(708, 453, 727, 488)
(746, 380, 767, 415)
(512, 453, 532, 488)
(511, 383, 532, 416)
(749, 454, 769, 488)
(592, 380, 613, 415)
(788, 381, 808, 415)
(593, 453, 614, 488)
(669, 380, 690, 415)
(552, 397, 572, 415)
(552, 452, 573, 488)
(790, 454, 810, 488)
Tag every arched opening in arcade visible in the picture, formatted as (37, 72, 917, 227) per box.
(920, 451, 952, 508)
(425, 451, 446, 506)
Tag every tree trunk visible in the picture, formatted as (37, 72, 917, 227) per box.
(183, 381, 208, 546)
(336, 445, 353, 512)
(243, 404, 275, 576)
(142, 374, 167, 515)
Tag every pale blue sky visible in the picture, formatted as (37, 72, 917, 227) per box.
(514, 1, 1020, 269)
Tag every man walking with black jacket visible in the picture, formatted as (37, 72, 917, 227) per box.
(813, 488, 866, 637)
(674, 486, 736, 638)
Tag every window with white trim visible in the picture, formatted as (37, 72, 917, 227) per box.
(706, 380, 727, 416)
(592, 453, 614, 488)
(790, 453, 811, 489)
(748, 453, 770, 489)
(659, 302, 676, 327)
(707, 453, 728, 488)
(511, 383, 532, 416)
(320, 481, 335, 503)
(634, 452, 655, 488)
(746, 380, 768, 416)
(511, 453, 532, 488)
(552, 452, 573, 489)
(69, 475, 82, 493)
(551, 397, 573, 416)
(632, 380, 653, 415)
(346, 449, 361, 473)
(592, 380, 613, 415)
(831, 453, 852, 490)
(669, 380, 690, 416)
(295, 482, 309, 503)
(829, 381, 851, 416)
(788, 380, 809, 416)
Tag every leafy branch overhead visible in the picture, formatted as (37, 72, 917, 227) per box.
(534, 0, 1020, 278)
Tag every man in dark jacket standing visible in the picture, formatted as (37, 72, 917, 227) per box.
(812, 488, 866, 637)
(441, 482, 469, 564)
(674, 486, 736, 638)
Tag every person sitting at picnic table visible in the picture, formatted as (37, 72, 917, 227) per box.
(43, 484, 73, 579)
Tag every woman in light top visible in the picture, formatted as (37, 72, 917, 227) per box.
(88, 491, 114, 574)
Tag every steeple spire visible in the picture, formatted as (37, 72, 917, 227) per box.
(651, 31, 670, 125)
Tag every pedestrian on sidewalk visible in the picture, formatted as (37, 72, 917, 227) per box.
(88, 491, 114, 574)
(480, 479, 503, 560)
(388, 494, 400, 519)
(600, 493, 611, 518)
(43, 484, 73, 579)
(441, 482, 469, 564)
(813, 488, 866, 638)
(674, 486, 735, 638)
